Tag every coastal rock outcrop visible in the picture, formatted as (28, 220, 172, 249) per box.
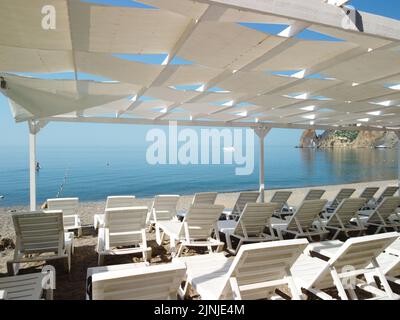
(299, 130, 398, 149)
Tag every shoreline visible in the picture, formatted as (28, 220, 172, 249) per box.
(0, 179, 397, 239)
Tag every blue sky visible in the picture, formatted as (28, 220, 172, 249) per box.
(0, 0, 399, 148)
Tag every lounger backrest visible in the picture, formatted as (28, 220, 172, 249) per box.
(359, 187, 379, 203)
(223, 239, 309, 299)
(270, 191, 292, 211)
(311, 233, 399, 290)
(368, 196, 400, 223)
(192, 192, 217, 206)
(151, 195, 180, 221)
(330, 189, 356, 209)
(106, 196, 136, 209)
(383, 255, 400, 278)
(12, 211, 65, 255)
(47, 198, 78, 216)
(287, 199, 327, 231)
(326, 198, 366, 227)
(304, 189, 325, 201)
(232, 192, 260, 216)
(104, 207, 148, 247)
(91, 262, 186, 300)
(377, 187, 399, 203)
(234, 203, 278, 237)
(183, 204, 224, 240)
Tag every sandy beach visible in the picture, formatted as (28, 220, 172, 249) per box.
(0, 179, 398, 299)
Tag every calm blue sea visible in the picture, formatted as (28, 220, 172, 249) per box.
(0, 145, 398, 207)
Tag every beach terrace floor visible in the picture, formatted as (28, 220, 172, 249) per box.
(0, 179, 397, 300)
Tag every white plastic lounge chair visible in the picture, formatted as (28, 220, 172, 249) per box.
(96, 206, 151, 265)
(359, 187, 379, 209)
(364, 252, 400, 287)
(284, 189, 326, 214)
(147, 195, 180, 225)
(325, 188, 356, 213)
(93, 195, 136, 230)
(0, 270, 55, 300)
(87, 261, 186, 300)
(177, 192, 218, 218)
(174, 239, 309, 300)
(384, 236, 400, 256)
(7, 211, 74, 275)
(318, 198, 367, 240)
(358, 197, 400, 234)
(375, 186, 399, 205)
(46, 197, 82, 237)
(293, 233, 400, 300)
(217, 203, 279, 254)
(269, 191, 292, 214)
(156, 204, 225, 257)
(221, 191, 260, 220)
(271, 199, 328, 241)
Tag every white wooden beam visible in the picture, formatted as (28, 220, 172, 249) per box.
(44, 116, 396, 132)
(254, 127, 271, 202)
(199, 0, 400, 41)
(28, 121, 37, 211)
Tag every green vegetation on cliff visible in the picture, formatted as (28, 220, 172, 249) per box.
(333, 130, 359, 142)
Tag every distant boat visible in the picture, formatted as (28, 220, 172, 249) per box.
(0, 195, 4, 200)
(375, 145, 388, 149)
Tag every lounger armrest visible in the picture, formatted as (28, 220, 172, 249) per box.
(0, 290, 7, 300)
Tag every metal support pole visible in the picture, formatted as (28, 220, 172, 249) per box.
(29, 129, 37, 211)
(254, 127, 271, 203)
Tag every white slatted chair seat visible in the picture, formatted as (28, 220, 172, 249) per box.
(270, 191, 292, 213)
(283, 189, 326, 214)
(291, 233, 400, 300)
(156, 204, 225, 257)
(88, 262, 186, 300)
(178, 192, 218, 218)
(147, 195, 180, 224)
(0, 271, 55, 300)
(218, 203, 279, 254)
(325, 188, 356, 212)
(97, 206, 150, 265)
(175, 239, 308, 300)
(271, 199, 328, 241)
(8, 210, 73, 275)
(359, 197, 400, 233)
(94, 195, 136, 230)
(321, 198, 367, 239)
(221, 191, 260, 220)
(46, 198, 82, 237)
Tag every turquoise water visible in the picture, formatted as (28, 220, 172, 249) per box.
(0, 146, 398, 206)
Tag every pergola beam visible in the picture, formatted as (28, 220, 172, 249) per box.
(200, 0, 400, 41)
(44, 116, 397, 132)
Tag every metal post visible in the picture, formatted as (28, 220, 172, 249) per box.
(254, 127, 271, 203)
(29, 122, 37, 211)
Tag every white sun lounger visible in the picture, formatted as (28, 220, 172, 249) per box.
(96, 206, 151, 265)
(46, 197, 82, 237)
(271, 199, 328, 241)
(325, 188, 356, 213)
(318, 198, 367, 239)
(221, 191, 260, 220)
(284, 189, 326, 214)
(366, 186, 400, 209)
(93, 195, 136, 230)
(174, 239, 309, 300)
(364, 252, 400, 286)
(0, 270, 55, 300)
(87, 261, 186, 300)
(269, 191, 292, 214)
(7, 210, 74, 275)
(147, 195, 180, 225)
(358, 197, 400, 233)
(156, 204, 225, 257)
(358, 187, 379, 209)
(217, 203, 279, 254)
(177, 192, 218, 218)
(293, 233, 400, 300)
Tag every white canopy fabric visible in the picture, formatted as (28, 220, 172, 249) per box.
(1, 0, 400, 130)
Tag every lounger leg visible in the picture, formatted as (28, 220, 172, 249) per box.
(371, 258, 397, 300)
(178, 278, 190, 300)
(6, 261, 15, 276)
(176, 243, 184, 257)
(78, 227, 82, 238)
(286, 273, 303, 300)
(332, 229, 340, 240)
(155, 226, 165, 245)
(98, 254, 104, 266)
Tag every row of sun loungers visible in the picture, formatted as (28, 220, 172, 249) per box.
(2, 185, 400, 300)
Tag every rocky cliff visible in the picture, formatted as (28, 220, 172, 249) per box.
(299, 130, 398, 149)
